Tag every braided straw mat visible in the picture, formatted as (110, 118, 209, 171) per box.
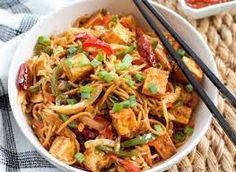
(153, 0, 236, 172)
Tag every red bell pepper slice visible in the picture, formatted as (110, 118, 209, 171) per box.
(83, 38, 114, 56)
(93, 14, 111, 26)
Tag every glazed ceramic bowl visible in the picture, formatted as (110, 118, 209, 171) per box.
(8, 0, 218, 171)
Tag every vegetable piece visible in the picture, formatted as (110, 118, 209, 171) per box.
(173, 132, 186, 143)
(98, 71, 115, 83)
(50, 84, 102, 115)
(82, 128, 99, 140)
(110, 155, 141, 172)
(96, 145, 137, 158)
(67, 46, 81, 58)
(155, 47, 171, 70)
(78, 116, 104, 131)
(134, 73, 144, 82)
(149, 133, 176, 159)
(75, 152, 84, 163)
(79, 85, 94, 99)
(118, 44, 135, 56)
(142, 67, 169, 97)
(185, 83, 193, 92)
(35, 36, 52, 55)
(176, 48, 186, 57)
(90, 58, 102, 68)
(121, 133, 156, 147)
(63, 53, 93, 82)
(184, 126, 194, 136)
(85, 139, 115, 149)
(83, 38, 114, 56)
(17, 63, 32, 91)
(136, 27, 156, 67)
(153, 124, 163, 132)
(112, 96, 137, 112)
(148, 83, 158, 94)
(120, 15, 137, 31)
(49, 136, 77, 165)
(51, 64, 63, 96)
(59, 114, 77, 129)
(67, 98, 77, 105)
(169, 105, 192, 125)
(29, 79, 44, 94)
(115, 54, 133, 71)
(110, 108, 137, 136)
(125, 75, 135, 87)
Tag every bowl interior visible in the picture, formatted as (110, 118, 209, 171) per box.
(8, 0, 218, 171)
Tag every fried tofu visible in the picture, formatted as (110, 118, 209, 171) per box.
(49, 136, 76, 164)
(149, 133, 176, 160)
(63, 53, 93, 82)
(142, 67, 169, 98)
(110, 108, 137, 136)
(103, 23, 132, 44)
(169, 105, 192, 125)
(84, 147, 112, 172)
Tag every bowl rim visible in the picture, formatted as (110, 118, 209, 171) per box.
(8, 1, 218, 171)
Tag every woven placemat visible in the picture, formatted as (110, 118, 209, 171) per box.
(153, 1, 236, 172)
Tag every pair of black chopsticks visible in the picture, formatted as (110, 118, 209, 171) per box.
(133, 0, 236, 145)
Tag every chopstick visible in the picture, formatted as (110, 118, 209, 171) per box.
(133, 0, 236, 145)
(142, 0, 236, 108)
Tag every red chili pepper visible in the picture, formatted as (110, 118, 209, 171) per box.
(83, 38, 114, 56)
(17, 63, 32, 91)
(75, 32, 96, 41)
(136, 27, 157, 67)
(110, 155, 141, 172)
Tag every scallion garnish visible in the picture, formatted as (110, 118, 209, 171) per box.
(125, 75, 135, 87)
(98, 71, 115, 83)
(75, 152, 84, 163)
(148, 83, 158, 94)
(185, 83, 193, 92)
(67, 98, 77, 105)
(80, 85, 94, 99)
(134, 73, 144, 82)
(176, 48, 186, 57)
(90, 58, 102, 68)
(153, 124, 162, 132)
(59, 114, 77, 129)
(112, 95, 137, 112)
(37, 36, 50, 46)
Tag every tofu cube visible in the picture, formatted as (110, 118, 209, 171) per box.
(169, 105, 192, 125)
(142, 67, 169, 97)
(63, 53, 93, 82)
(110, 108, 137, 136)
(149, 133, 176, 160)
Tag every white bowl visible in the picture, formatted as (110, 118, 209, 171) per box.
(179, 0, 236, 19)
(8, 0, 218, 171)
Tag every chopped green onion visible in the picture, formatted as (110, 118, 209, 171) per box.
(120, 100, 130, 108)
(66, 59, 74, 68)
(110, 95, 119, 103)
(75, 152, 84, 163)
(96, 52, 105, 62)
(174, 132, 186, 143)
(129, 95, 137, 107)
(115, 54, 133, 71)
(51, 65, 63, 96)
(90, 58, 102, 68)
(148, 83, 158, 94)
(81, 92, 91, 99)
(185, 83, 193, 92)
(59, 114, 77, 129)
(134, 73, 144, 82)
(176, 48, 186, 57)
(67, 98, 77, 105)
(119, 45, 135, 56)
(80, 85, 94, 99)
(67, 46, 78, 55)
(113, 103, 123, 112)
(37, 36, 50, 46)
(98, 71, 115, 83)
(111, 15, 118, 22)
(29, 79, 44, 94)
(153, 124, 162, 132)
(125, 75, 135, 87)
(55, 94, 68, 105)
(184, 126, 194, 136)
